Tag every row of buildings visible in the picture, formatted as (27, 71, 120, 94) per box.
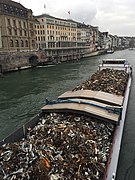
(0, 0, 135, 62)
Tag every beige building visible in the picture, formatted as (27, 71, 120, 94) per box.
(76, 22, 99, 52)
(0, 0, 36, 52)
(35, 14, 93, 62)
(35, 14, 77, 50)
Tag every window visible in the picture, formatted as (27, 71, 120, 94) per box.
(10, 40, 14, 47)
(9, 6, 14, 14)
(32, 40, 35, 48)
(18, 21, 21, 28)
(15, 40, 19, 47)
(7, 19, 11, 26)
(25, 40, 28, 47)
(14, 29, 17, 35)
(8, 28, 12, 35)
(21, 40, 24, 47)
(20, 30, 22, 36)
(24, 30, 27, 36)
(13, 20, 16, 27)
(23, 21, 26, 28)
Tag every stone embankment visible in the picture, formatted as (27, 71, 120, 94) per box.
(83, 50, 106, 58)
(0, 51, 47, 74)
(0, 50, 106, 74)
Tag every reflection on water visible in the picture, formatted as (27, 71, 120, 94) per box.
(0, 49, 135, 179)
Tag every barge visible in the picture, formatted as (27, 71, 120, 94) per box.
(0, 59, 132, 179)
(106, 49, 114, 54)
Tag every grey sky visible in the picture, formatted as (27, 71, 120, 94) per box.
(15, 0, 135, 36)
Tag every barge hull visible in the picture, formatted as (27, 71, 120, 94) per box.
(105, 75, 132, 180)
(0, 112, 44, 147)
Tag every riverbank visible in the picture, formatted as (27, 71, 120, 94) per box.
(83, 49, 106, 58)
(0, 50, 106, 75)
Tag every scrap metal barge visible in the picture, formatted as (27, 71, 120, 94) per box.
(0, 59, 132, 180)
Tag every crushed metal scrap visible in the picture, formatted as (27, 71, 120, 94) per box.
(0, 113, 115, 180)
(72, 69, 128, 96)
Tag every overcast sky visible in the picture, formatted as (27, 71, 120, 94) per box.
(14, 0, 135, 36)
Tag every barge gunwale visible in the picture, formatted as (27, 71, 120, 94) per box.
(98, 58, 132, 179)
(104, 73, 132, 180)
(0, 112, 44, 147)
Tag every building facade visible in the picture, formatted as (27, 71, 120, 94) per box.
(35, 14, 101, 62)
(35, 14, 91, 62)
(0, 0, 36, 52)
(35, 14, 77, 50)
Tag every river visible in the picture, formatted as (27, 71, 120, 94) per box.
(0, 49, 135, 179)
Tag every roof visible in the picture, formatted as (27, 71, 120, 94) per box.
(35, 14, 56, 19)
(0, 0, 27, 11)
(35, 14, 77, 24)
